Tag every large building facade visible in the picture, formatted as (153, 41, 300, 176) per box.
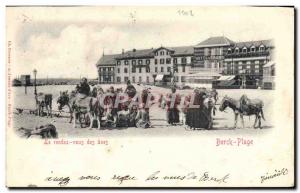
(96, 36, 274, 87)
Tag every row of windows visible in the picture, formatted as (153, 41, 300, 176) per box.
(226, 60, 266, 65)
(225, 64, 260, 69)
(117, 59, 151, 65)
(155, 50, 171, 56)
(116, 76, 150, 83)
(116, 57, 189, 66)
(99, 67, 114, 72)
(228, 45, 266, 54)
(116, 66, 186, 74)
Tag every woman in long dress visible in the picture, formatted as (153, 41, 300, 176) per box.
(185, 88, 208, 129)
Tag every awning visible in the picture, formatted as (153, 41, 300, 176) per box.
(155, 74, 164, 81)
(263, 61, 275, 68)
(218, 75, 235, 81)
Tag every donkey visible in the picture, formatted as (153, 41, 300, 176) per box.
(35, 93, 52, 117)
(219, 95, 265, 129)
(57, 90, 104, 129)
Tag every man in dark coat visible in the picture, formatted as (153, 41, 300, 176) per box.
(166, 86, 181, 125)
(77, 78, 90, 96)
(125, 80, 137, 98)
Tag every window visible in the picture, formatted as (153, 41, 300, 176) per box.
(155, 52, 158, 56)
(139, 76, 142, 83)
(255, 65, 259, 69)
(227, 48, 232, 54)
(146, 67, 150, 73)
(160, 51, 164, 55)
(125, 60, 129, 65)
(161, 67, 164, 72)
(160, 58, 165, 64)
(235, 47, 239, 53)
(259, 45, 265, 52)
(255, 70, 259, 73)
(167, 67, 171, 72)
(173, 58, 177, 64)
(139, 68, 142, 73)
(238, 66, 242, 69)
(124, 77, 129, 82)
(242, 47, 247, 53)
(181, 57, 187, 64)
(132, 76, 135, 83)
(182, 66, 186, 73)
(117, 77, 121, 82)
(146, 59, 150, 64)
(132, 67, 136, 73)
(246, 65, 250, 69)
(155, 67, 158, 72)
(117, 61, 120, 65)
(166, 58, 171, 64)
(155, 59, 158, 64)
(132, 60, 136, 65)
(251, 46, 255, 52)
(124, 68, 128, 73)
(138, 60, 143, 65)
(117, 68, 120, 73)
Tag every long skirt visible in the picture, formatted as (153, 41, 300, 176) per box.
(186, 108, 210, 129)
(167, 109, 180, 124)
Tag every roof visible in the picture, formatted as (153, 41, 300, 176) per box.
(96, 54, 120, 67)
(196, 36, 235, 47)
(116, 48, 155, 59)
(234, 39, 274, 48)
(168, 46, 194, 56)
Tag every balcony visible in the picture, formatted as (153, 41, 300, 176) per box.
(99, 71, 114, 76)
(225, 51, 270, 59)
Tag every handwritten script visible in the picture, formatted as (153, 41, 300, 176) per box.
(45, 171, 229, 186)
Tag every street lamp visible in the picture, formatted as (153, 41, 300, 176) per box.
(33, 69, 37, 95)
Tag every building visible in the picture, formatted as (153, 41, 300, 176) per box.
(223, 39, 274, 87)
(262, 61, 275, 89)
(96, 36, 274, 88)
(96, 54, 120, 84)
(20, 75, 31, 86)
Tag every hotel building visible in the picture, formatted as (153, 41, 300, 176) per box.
(96, 36, 274, 88)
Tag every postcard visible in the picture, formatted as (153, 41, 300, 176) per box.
(6, 6, 295, 188)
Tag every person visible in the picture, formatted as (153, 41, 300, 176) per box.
(166, 86, 181, 125)
(211, 88, 219, 102)
(185, 87, 209, 129)
(125, 80, 137, 98)
(77, 78, 90, 96)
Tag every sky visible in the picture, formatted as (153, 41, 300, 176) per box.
(8, 6, 282, 79)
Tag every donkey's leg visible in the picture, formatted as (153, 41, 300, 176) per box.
(97, 116, 101, 130)
(240, 114, 245, 129)
(253, 115, 258, 128)
(258, 115, 262, 129)
(89, 113, 94, 129)
(73, 112, 77, 128)
(234, 113, 238, 129)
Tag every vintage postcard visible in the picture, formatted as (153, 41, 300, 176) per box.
(6, 6, 295, 188)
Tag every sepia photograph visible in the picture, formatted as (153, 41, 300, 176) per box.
(6, 6, 295, 188)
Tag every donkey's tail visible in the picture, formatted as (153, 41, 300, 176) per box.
(261, 108, 265, 120)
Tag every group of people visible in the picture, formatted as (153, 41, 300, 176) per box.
(72, 78, 218, 129)
(161, 86, 218, 129)
(73, 78, 153, 128)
